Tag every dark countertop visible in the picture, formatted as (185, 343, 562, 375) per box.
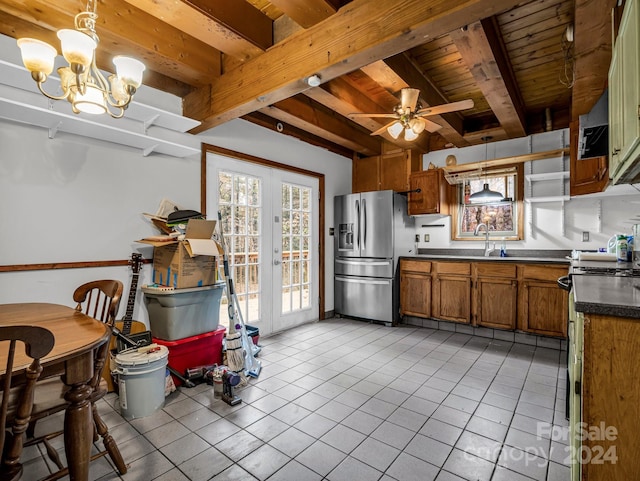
(407, 249, 571, 265)
(573, 275, 640, 319)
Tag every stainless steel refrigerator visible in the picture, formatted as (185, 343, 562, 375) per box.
(334, 190, 416, 325)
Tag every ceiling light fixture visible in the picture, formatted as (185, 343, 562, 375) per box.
(386, 109, 428, 141)
(468, 136, 503, 203)
(16, 0, 145, 118)
(306, 74, 322, 87)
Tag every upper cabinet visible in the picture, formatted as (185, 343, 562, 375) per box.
(407, 169, 454, 216)
(352, 143, 421, 193)
(609, 0, 640, 184)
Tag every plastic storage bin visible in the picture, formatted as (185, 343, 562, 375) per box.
(142, 282, 224, 341)
(245, 325, 259, 345)
(153, 326, 225, 386)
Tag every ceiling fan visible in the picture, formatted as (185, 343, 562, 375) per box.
(349, 88, 474, 141)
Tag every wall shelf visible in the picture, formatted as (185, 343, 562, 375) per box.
(525, 171, 570, 183)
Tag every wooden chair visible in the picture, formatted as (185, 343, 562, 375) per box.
(1, 325, 55, 481)
(24, 280, 127, 479)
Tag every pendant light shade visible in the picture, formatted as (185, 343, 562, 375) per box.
(468, 183, 503, 203)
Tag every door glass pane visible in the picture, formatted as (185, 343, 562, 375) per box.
(218, 170, 261, 327)
(280, 182, 312, 313)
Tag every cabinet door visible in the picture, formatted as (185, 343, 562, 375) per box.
(353, 155, 380, 193)
(400, 271, 431, 318)
(408, 170, 450, 215)
(520, 280, 568, 337)
(434, 275, 471, 323)
(476, 278, 517, 329)
(620, 0, 640, 163)
(609, 47, 623, 177)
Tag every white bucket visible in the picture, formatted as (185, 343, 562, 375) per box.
(115, 345, 169, 420)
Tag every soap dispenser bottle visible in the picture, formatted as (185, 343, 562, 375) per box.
(500, 238, 507, 257)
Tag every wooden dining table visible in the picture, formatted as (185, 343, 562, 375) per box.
(0, 303, 110, 481)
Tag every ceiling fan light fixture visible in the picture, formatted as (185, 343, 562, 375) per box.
(387, 121, 404, 139)
(404, 127, 419, 141)
(409, 117, 426, 134)
(16, 0, 145, 119)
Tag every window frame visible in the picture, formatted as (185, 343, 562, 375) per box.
(450, 163, 524, 241)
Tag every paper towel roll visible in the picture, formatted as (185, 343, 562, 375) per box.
(577, 252, 618, 261)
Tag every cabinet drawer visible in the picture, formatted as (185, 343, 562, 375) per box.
(436, 262, 470, 276)
(475, 263, 516, 278)
(520, 264, 568, 281)
(400, 260, 432, 273)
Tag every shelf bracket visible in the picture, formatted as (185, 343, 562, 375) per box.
(142, 144, 159, 157)
(48, 121, 62, 139)
(561, 200, 566, 237)
(143, 114, 161, 133)
(596, 200, 602, 233)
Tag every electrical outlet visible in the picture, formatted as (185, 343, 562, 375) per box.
(424, 234, 430, 242)
(415, 234, 420, 242)
(582, 231, 590, 242)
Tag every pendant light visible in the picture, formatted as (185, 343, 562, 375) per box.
(468, 136, 503, 204)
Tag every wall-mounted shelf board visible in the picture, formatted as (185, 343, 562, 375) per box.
(525, 171, 570, 182)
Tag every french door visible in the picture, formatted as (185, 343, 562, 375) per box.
(206, 154, 319, 336)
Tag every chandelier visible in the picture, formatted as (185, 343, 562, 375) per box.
(16, 0, 145, 118)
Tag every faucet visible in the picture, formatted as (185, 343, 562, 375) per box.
(474, 223, 495, 256)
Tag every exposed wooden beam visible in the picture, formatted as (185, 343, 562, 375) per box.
(242, 111, 353, 158)
(123, 0, 268, 61)
(0, 0, 220, 87)
(378, 54, 471, 148)
(184, 0, 524, 133)
(268, 0, 339, 28)
(450, 17, 527, 138)
(260, 95, 382, 156)
(571, 0, 617, 118)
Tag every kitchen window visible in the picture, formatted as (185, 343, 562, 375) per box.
(451, 163, 524, 241)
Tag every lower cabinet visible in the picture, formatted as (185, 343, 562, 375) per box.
(518, 264, 568, 337)
(399, 260, 432, 318)
(399, 258, 568, 338)
(474, 263, 517, 330)
(432, 261, 472, 324)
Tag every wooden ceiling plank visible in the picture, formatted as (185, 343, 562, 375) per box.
(268, 0, 339, 28)
(181, 0, 273, 50)
(571, 0, 617, 119)
(184, 0, 525, 133)
(123, 0, 265, 61)
(450, 17, 527, 138)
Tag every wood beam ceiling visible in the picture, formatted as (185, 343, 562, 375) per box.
(267, 0, 339, 27)
(184, 0, 525, 134)
(450, 17, 527, 138)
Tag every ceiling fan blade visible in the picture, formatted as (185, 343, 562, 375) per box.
(348, 113, 399, 119)
(416, 98, 474, 117)
(401, 88, 420, 112)
(423, 118, 443, 133)
(370, 120, 398, 136)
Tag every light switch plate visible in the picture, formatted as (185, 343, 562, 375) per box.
(582, 231, 589, 242)
(424, 234, 430, 242)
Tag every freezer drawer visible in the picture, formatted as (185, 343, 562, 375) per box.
(334, 258, 394, 278)
(335, 275, 393, 322)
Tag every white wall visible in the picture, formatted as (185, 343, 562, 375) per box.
(415, 130, 640, 252)
(0, 118, 351, 324)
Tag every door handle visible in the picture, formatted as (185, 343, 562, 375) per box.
(274, 259, 281, 265)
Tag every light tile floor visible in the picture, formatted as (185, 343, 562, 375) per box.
(22, 319, 570, 481)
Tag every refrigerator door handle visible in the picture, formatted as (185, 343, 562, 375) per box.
(335, 276, 391, 286)
(362, 198, 367, 250)
(336, 259, 391, 266)
(355, 199, 360, 250)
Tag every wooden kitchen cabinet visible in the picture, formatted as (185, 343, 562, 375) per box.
(432, 261, 472, 323)
(473, 263, 517, 330)
(399, 260, 432, 318)
(518, 264, 568, 337)
(578, 312, 640, 481)
(407, 169, 453, 215)
(352, 144, 421, 193)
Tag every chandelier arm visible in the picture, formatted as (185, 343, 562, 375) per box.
(35, 76, 72, 101)
(104, 104, 126, 119)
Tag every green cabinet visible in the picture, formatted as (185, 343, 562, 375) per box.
(610, 0, 640, 183)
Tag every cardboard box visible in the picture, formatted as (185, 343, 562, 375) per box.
(147, 219, 220, 289)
